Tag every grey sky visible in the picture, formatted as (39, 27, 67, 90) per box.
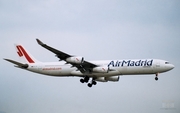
(0, 0, 180, 113)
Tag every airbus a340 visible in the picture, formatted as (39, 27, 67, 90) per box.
(4, 39, 174, 87)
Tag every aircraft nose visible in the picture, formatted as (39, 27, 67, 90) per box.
(168, 64, 175, 70)
(171, 64, 175, 69)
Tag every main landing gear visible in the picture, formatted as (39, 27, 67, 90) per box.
(80, 76, 89, 83)
(80, 76, 97, 88)
(87, 80, 97, 88)
(155, 73, 158, 81)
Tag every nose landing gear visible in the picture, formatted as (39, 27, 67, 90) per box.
(155, 73, 158, 81)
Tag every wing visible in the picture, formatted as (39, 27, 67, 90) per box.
(36, 39, 97, 73)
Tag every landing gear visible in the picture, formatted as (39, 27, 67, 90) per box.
(80, 77, 97, 87)
(155, 73, 158, 81)
(92, 80, 97, 85)
(88, 83, 92, 87)
(87, 79, 97, 88)
(155, 77, 158, 81)
(80, 78, 84, 83)
(84, 76, 89, 83)
(80, 76, 89, 83)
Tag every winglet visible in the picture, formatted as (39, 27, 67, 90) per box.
(36, 39, 45, 46)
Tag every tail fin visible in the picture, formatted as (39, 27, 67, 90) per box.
(15, 44, 40, 64)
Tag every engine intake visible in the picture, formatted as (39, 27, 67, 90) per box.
(66, 56, 84, 64)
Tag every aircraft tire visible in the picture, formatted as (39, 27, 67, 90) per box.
(84, 76, 89, 83)
(92, 81, 97, 85)
(80, 79, 84, 83)
(88, 83, 92, 87)
(155, 77, 158, 81)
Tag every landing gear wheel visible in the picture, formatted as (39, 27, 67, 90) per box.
(80, 76, 89, 83)
(155, 73, 158, 81)
(155, 77, 158, 81)
(80, 79, 84, 83)
(92, 81, 97, 85)
(84, 76, 89, 83)
(88, 83, 92, 88)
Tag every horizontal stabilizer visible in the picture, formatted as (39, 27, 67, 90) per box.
(4, 58, 28, 68)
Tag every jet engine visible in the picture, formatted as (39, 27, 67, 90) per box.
(66, 56, 84, 64)
(95, 77, 108, 82)
(93, 66, 109, 73)
(95, 76, 119, 82)
(105, 76, 119, 82)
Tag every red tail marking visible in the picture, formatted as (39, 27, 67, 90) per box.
(18, 45, 35, 63)
(16, 46, 23, 57)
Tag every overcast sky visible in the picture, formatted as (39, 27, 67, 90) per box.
(0, 0, 180, 113)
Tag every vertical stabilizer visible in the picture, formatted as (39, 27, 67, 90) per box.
(14, 44, 40, 63)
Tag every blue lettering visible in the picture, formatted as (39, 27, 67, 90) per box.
(118, 62, 121, 67)
(122, 60, 130, 66)
(108, 61, 114, 67)
(141, 60, 145, 66)
(115, 61, 119, 67)
(147, 60, 153, 66)
(129, 61, 135, 66)
(108, 59, 153, 67)
(135, 60, 141, 66)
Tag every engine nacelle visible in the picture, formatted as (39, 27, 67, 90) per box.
(93, 66, 109, 73)
(95, 77, 108, 82)
(66, 56, 84, 64)
(105, 76, 119, 82)
(95, 76, 120, 82)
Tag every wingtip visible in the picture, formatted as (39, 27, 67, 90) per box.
(36, 39, 44, 45)
(3, 58, 8, 61)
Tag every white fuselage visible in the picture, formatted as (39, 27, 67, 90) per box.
(26, 59, 174, 78)
(4, 40, 175, 87)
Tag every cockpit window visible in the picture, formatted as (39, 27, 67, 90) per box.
(165, 62, 170, 64)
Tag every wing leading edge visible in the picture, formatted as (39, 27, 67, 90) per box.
(36, 39, 97, 73)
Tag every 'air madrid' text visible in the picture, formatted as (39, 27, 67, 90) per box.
(108, 59, 153, 67)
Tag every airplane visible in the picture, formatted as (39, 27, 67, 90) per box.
(4, 39, 174, 87)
